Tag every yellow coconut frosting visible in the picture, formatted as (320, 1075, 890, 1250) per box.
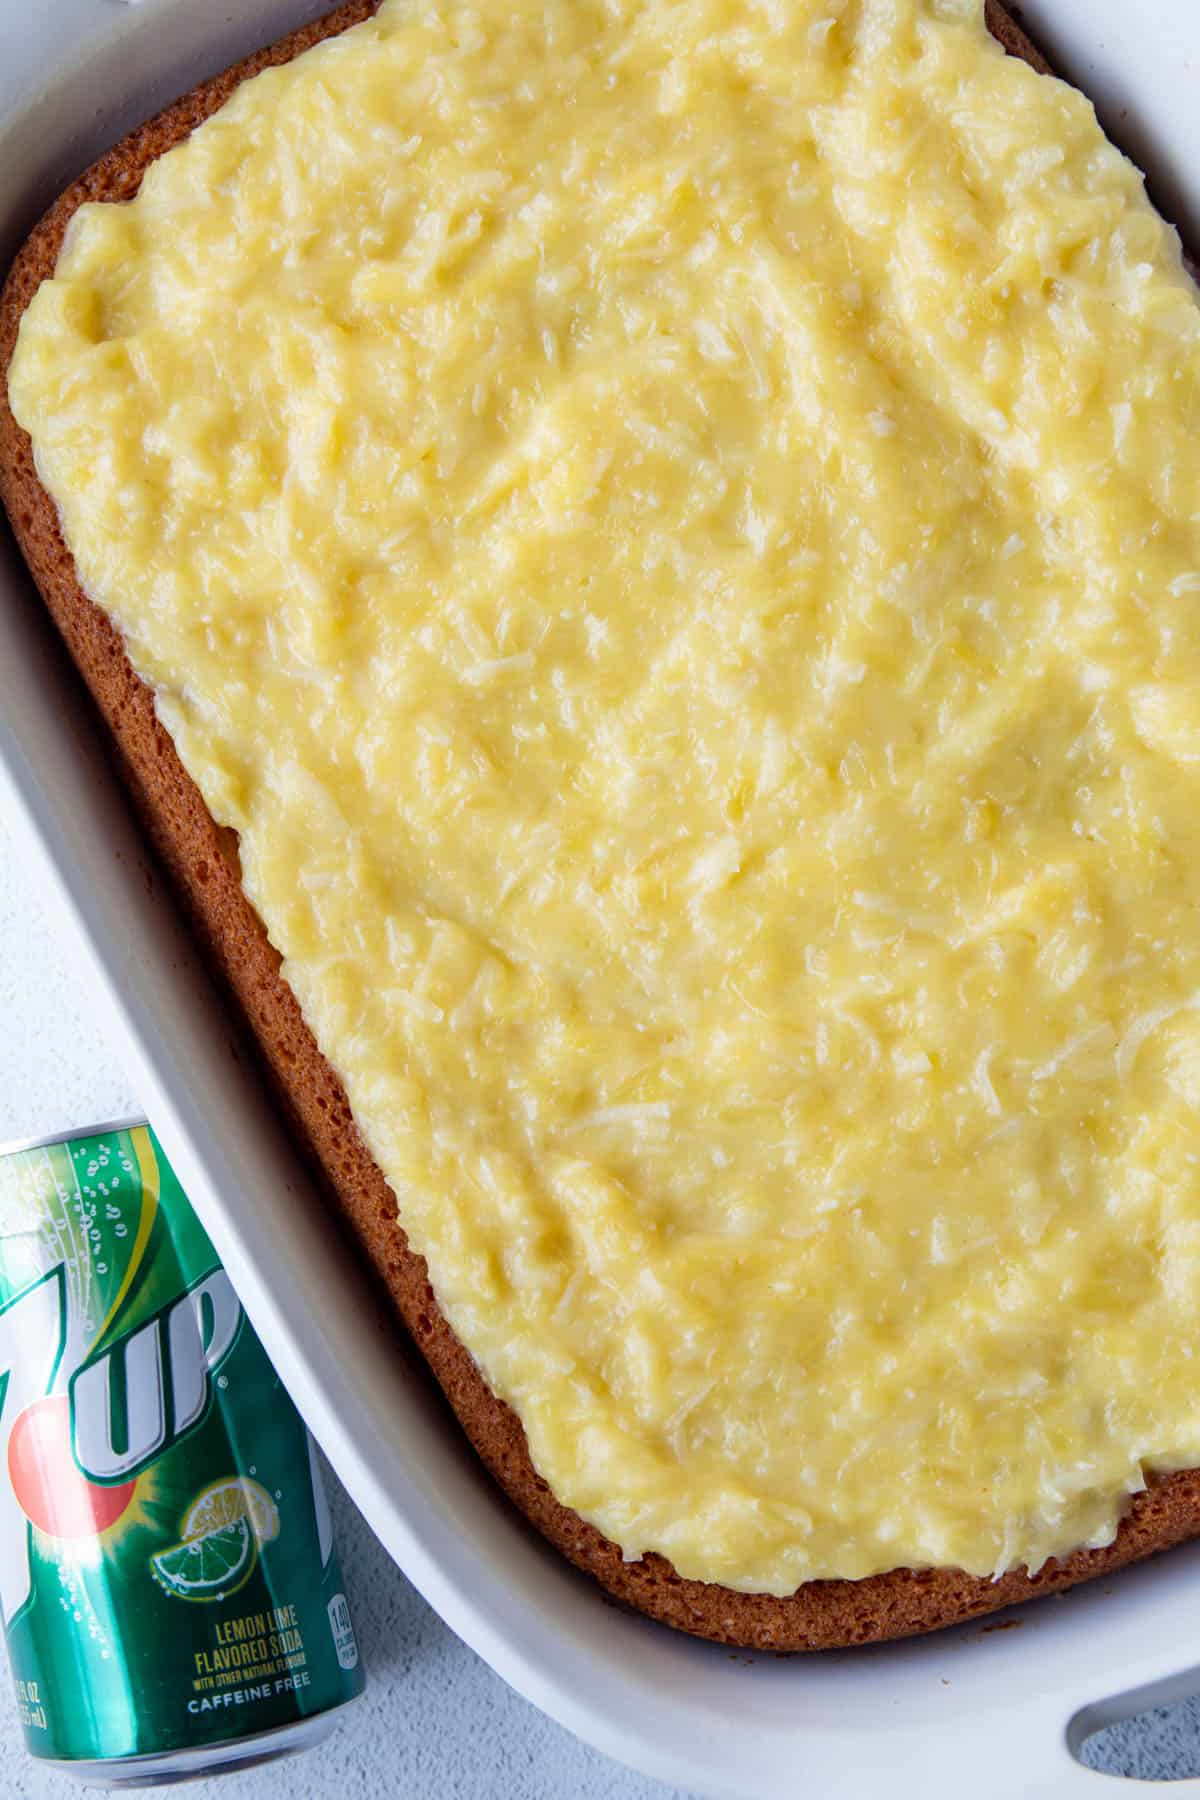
(12, 0, 1200, 1591)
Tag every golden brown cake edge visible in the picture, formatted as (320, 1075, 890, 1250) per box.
(2, 0, 1199, 1652)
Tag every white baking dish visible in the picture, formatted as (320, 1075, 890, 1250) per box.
(2, 4, 1200, 1793)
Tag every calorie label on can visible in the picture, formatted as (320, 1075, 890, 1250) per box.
(0, 1120, 365, 1772)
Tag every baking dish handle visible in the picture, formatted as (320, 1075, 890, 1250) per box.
(1062, 1666, 1200, 1791)
(968, 1678, 1200, 1796)
(877, 1679, 1200, 1799)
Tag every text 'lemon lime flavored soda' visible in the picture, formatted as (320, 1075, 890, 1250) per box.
(0, 1120, 364, 1786)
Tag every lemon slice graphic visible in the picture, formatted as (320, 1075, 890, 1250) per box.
(150, 1517, 256, 1601)
(181, 1476, 280, 1548)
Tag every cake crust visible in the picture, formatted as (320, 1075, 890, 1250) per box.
(4, 0, 1200, 1651)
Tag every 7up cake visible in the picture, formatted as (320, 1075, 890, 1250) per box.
(0, 1120, 364, 1785)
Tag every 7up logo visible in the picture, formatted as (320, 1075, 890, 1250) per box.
(1, 1130, 363, 1768)
(0, 1263, 242, 1625)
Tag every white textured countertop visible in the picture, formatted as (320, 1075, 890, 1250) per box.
(0, 817, 1193, 1797)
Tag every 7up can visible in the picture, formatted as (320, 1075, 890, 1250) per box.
(0, 1120, 364, 1785)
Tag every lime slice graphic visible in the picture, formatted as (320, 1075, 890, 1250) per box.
(150, 1517, 256, 1601)
(181, 1476, 280, 1547)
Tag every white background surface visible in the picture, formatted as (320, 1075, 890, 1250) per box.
(0, 811, 1197, 1797)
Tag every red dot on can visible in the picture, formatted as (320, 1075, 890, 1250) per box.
(8, 1397, 137, 1539)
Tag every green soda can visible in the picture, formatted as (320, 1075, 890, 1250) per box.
(0, 1119, 364, 1786)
